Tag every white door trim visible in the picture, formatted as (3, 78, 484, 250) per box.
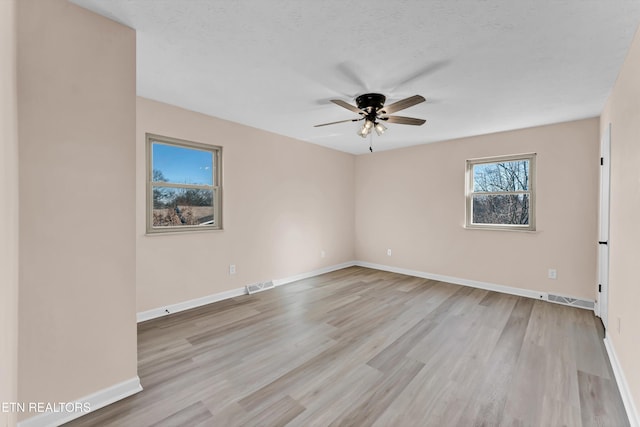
(597, 123, 611, 329)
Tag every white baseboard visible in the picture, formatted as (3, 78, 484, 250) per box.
(272, 261, 356, 287)
(604, 337, 639, 427)
(354, 261, 595, 310)
(355, 261, 543, 299)
(137, 261, 357, 323)
(137, 259, 594, 323)
(17, 377, 142, 427)
(137, 286, 247, 323)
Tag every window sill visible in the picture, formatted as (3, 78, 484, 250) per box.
(144, 228, 224, 236)
(464, 225, 537, 233)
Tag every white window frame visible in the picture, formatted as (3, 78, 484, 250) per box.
(146, 133, 222, 234)
(465, 153, 536, 231)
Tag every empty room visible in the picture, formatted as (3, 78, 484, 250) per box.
(3, 0, 640, 426)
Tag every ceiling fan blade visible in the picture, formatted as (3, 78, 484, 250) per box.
(314, 118, 361, 127)
(331, 99, 363, 114)
(379, 95, 426, 115)
(381, 115, 426, 126)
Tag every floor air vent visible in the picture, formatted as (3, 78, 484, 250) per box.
(547, 294, 594, 310)
(246, 281, 274, 295)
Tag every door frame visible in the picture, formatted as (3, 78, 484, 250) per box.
(597, 123, 611, 330)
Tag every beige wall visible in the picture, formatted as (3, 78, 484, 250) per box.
(601, 24, 640, 417)
(6, 0, 632, 422)
(1, 1, 19, 426)
(17, 0, 137, 419)
(355, 118, 599, 300)
(136, 98, 355, 312)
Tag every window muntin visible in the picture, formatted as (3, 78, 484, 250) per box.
(466, 154, 535, 231)
(146, 134, 222, 233)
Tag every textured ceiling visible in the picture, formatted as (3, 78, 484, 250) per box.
(71, 0, 640, 154)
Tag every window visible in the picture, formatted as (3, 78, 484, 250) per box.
(466, 153, 536, 231)
(146, 134, 222, 233)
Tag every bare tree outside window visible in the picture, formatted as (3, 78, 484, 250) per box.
(466, 154, 536, 231)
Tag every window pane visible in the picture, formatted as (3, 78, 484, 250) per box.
(472, 194, 530, 225)
(152, 186, 215, 227)
(152, 142, 214, 185)
(473, 160, 529, 192)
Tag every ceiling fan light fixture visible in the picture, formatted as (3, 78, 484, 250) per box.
(374, 122, 387, 136)
(357, 120, 374, 138)
(316, 93, 426, 145)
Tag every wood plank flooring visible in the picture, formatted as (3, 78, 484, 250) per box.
(65, 267, 628, 426)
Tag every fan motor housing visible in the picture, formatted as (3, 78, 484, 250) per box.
(355, 93, 386, 112)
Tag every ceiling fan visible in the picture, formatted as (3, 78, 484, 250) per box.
(314, 93, 426, 138)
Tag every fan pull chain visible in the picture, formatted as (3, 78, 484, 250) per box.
(369, 132, 373, 152)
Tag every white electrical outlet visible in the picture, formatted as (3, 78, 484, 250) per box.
(320, 250, 326, 258)
(548, 269, 557, 279)
(387, 249, 392, 256)
(229, 264, 236, 275)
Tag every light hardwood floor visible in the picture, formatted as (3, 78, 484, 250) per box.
(65, 267, 628, 426)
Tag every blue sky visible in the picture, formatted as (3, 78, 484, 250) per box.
(152, 143, 213, 185)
